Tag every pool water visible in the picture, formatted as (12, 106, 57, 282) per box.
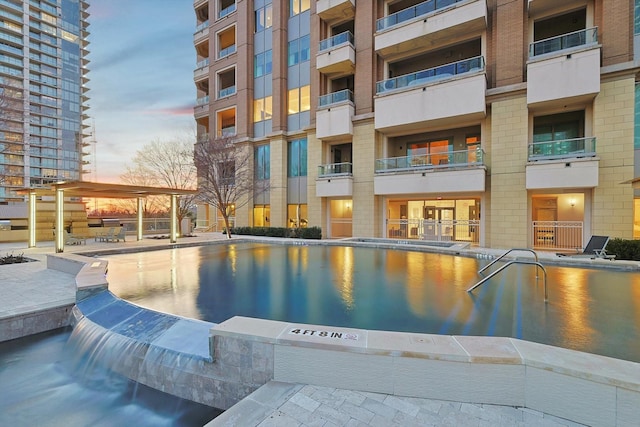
(105, 243, 640, 363)
(0, 329, 221, 426)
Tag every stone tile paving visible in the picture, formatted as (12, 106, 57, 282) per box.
(213, 382, 587, 427)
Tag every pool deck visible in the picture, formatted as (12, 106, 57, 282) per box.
(1, 233, 635, 426)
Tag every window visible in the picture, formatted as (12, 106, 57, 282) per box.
(255, 5, 273, 32)
(255, 145, 270, 180)
(288, 85, 310, 115)
(287, 204, 308, 228)
(288, 138, 307, 177)
(290, 0, 310, 16)
(254, 50, 272, 77)
(288, 35, 310, 66)
(253, 96, 273, 122)
(408, 139, 452, 165)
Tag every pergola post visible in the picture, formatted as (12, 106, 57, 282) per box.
(28, 191, 37, 248)
(170, 194, 178, 243)
(137, 197, 144, 241)
(55, 188, 64, 253)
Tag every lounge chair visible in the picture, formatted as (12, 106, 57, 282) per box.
(96, 227, 115, 242)
(557, 235, 615, 260)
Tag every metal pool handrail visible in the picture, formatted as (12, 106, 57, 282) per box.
(469, 249, 548, 302)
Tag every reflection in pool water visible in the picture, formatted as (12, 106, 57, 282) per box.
(106, 243, 640, 363)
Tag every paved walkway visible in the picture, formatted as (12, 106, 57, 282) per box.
(0, 235, 589, 426)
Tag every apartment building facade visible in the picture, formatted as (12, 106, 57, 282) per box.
(0, 0, 90, 203)
(194, 0, 640, 250)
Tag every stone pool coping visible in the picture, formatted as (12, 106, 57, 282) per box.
(45, 240, 640, 426)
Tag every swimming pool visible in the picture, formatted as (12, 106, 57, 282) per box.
(105, 242, 640, 363)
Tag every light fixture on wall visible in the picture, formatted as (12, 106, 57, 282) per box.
(569, 198, 576, 207)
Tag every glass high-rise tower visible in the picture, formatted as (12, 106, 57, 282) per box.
(0, 0, 90, 203)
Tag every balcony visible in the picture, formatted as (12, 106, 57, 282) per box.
(218, 44, 236, 59)
(526, 137, 598, 190)
(375, 0, 487, 59)
(194, 95, 210, 118)
(375, 57, 486, 133)
(526, 158, 599, 190)
(374, 148, 486, 195)
(317, 31, 355, 77)
(194, 58, 209, 81)
(527, 28, 600, 109)
(316, 89, 354, 140)
(194, 21, 209, 44)
(316, 0, 355, 23)
(316, 163, 353, 197)
(528, 137, 596, 162)
(218, 3, 236, 19)
(218, 85, 236, 98)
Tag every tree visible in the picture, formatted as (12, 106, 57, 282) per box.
(194, 135, 266, 239)
(0, 77, 22, 189)
(120, 134, 198, 234)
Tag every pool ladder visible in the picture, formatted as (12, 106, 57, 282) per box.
(467, 248, 548, 302)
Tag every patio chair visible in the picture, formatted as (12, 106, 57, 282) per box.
(96, 227, 115, 242)
(106, 228, 126, 243)
(64, 230, 86, 245)
(556, 235, 615, 260)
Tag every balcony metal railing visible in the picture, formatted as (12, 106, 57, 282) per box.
(376, 0, 464, 31)
(318, 31, 354, 52)
(532, 221, 583, 250)
(318, 89, 354, 108)
(528, 137, 596, 161)
(376, 147, 484, 172)
(529, 27, 598, 57)
(376, 56, 484, 94)
(218, 44, 236, 59)
(318, 162, 353, 177)
(196, 95, 209, 106)
(218, 3, 236, 18)
(218, 85, 236, 98)
(387, 218, 480, 243)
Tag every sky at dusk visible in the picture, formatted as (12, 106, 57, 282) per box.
(87, 0, 196, 183)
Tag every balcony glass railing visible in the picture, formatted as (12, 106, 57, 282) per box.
(528, 137, 596, 160)
(218, 3, 236, 19)
(195, 95, 209, 106)
(375, 147, 484, 172)
(218, 44, 236, 59)
(376, 56, 484, 94)
(376, 0, 463, 31)
(195, 58, 209, 69)
(529, 27, 598, 57)
(318, 89, 353, 108)
(218, 85, 236, 98)
(219, 126, 236, 137)
(318, 162, 353, 177)
(318, 31, 354, 52)
(195, 21, 209, 33)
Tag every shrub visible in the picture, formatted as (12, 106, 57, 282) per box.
(228, 226, 321, 239)
(605, 238, 640, 261)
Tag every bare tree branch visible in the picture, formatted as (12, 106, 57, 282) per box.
(194, 136, 268, 238)
(120, 133, 198, 234)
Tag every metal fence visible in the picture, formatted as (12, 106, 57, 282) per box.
(386, 219, 480, 243)
(532, 221, 583, 250)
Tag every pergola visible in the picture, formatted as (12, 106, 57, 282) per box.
(20, 181, 197, 252)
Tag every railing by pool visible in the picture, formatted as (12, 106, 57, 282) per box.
(319, 31, 354, 52)
(318, 89, 353, 108)
(376, 0, 464, 31)
(376, 147, 484, 173)
(529, 27, 598, 57)
(532, 221, 583, 250)
(376, 56, 484, 94)
(528, 137, 596, 161)
(318, 162, 353, 177)
(387, 218, 480, 243)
